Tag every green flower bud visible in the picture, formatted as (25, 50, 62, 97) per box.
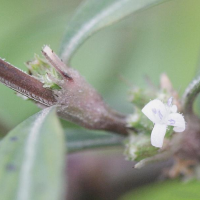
(129, 87, 155, 109)
(124, 134, 158, 161)
(26, 54, 62, 90)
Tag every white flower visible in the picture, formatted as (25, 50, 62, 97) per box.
(142, 97, 185, 148)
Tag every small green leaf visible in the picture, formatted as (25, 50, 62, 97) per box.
(60, 0, 169, 63)
(0, 107, 66, 200)
(134, 144, 158, 161)
(120, 180, 200, 200)
(65, 128, 124, 152)
(27, 54, 62, 90)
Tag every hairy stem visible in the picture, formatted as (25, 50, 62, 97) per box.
(0, 56, 129, 136)
(182, 76, 200, 115)
(0, 59, 57, 106)
(42, 46, 129, 136)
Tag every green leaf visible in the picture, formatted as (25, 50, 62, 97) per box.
(0, 107, 66, 200)
(120, 180, 200, 200)
(60, 0, 169, 63)
(65, 128, 124, 152)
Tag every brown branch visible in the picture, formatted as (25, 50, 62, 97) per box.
(0, 59, 56, 106)
(0, 51, 129, 136)
(42, 46, 128, 135)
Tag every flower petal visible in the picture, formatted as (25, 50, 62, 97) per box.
(151, 124, 167, 148)
(167, 113, 185, 132)
(170, 105, 177, 113)
(142, 99, 167, 123)
(167, 97, 173, 106)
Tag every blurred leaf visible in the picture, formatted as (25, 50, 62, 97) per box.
(66, 128, 124, 152)
(0, 107, 66, 200)
(60, 0, 169, 63)
(120, 180, 200, 200)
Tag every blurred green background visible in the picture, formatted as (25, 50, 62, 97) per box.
(120, 180, 200, 200)
(1, 1, 200, 199)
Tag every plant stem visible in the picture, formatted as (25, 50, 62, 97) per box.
(0, 59, 57, 106)
(182, 76, 200, 115)
(0, 57, 129, 136)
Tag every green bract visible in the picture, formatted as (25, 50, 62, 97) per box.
(26, 55, 62, 90)
(125, 87, 174, 162)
